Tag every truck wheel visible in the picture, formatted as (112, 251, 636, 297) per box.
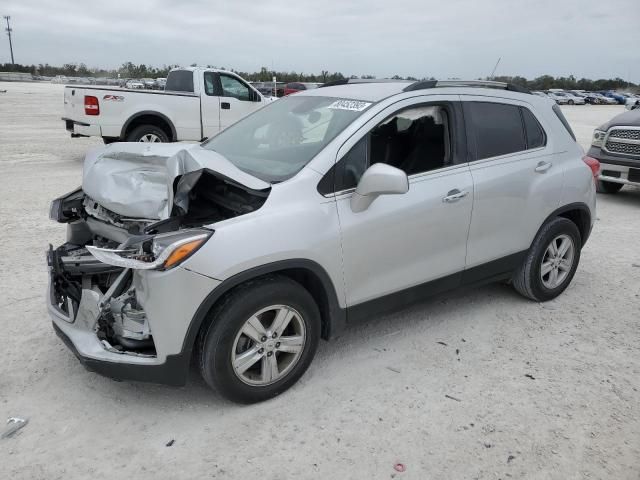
(126, 125, 169, 143)
(512, 217, 581, 302)
(198, 276, 321, 404)
(596, 180, 623, 194)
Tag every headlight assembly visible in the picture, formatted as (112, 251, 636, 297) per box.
(86, 229, 212, 270)
(591, 130, 606, 148)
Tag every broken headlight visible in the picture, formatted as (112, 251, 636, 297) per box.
(86, 229, 212, 270)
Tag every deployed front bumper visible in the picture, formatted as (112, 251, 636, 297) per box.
(48, 261, 220, 385)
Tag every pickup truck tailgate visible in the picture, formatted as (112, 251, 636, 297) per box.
(63, 87, 103, 137)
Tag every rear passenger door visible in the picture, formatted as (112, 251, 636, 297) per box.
(462, 98, 563, 271)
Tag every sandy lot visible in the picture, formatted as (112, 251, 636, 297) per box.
(0, 82, 638, 479)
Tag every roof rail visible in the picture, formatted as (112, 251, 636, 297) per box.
(319, 78, 408, 88)
(403, 80, 531, 94)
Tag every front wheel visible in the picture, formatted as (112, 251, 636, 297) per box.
(568, 100, 574, 105)
(597, 180, 623, 194)
(198, 276, 321, 403)
(512, 217, 581, 302)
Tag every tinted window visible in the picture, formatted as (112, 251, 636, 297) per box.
(220, 74, 251, 101)
(466, 102, 525, 160)
(334, 105, 452, 191)
(165, 70, 194, 93)
(521, 107, 546, 149)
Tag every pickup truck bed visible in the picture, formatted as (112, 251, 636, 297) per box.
(63, 67, 269, 143)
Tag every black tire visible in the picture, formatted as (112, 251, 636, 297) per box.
(102, 137, 119, 144)
(512, 217, 581, 302)
(198, 276, 321, 403)
(596, 180, 623, 194)
(125, 124, 170, 143)
(568, 100, 574, 105)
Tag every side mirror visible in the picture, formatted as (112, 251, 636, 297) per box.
(350, 163, 409, 213)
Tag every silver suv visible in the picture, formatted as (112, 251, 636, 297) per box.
(48, 80, 597, 403)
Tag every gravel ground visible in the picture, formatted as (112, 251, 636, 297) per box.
(1, 82, 639, 479)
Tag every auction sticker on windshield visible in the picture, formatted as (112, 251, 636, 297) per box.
(328, 99, 372, 112)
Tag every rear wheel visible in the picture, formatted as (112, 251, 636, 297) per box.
(125, 124, 169, 143)
(512, 217, 581, 302)
(597, 180, 623, 194)
(199, 276, 321, 403)
(568, 100, 574, 105)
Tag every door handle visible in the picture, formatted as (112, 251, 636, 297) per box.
(442, 189, 469, 203)
(534, 161, 552, 173)
(221, 102, 230, 110)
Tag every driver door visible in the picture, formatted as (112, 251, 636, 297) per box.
(331, 97, 474, 308)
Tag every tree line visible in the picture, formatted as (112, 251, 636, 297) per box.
(0, 62, 637, 91)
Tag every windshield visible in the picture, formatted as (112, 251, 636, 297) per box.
(202, 95, 371, 182)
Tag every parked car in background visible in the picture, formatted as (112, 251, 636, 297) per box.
(283, 82, 322, 96)
(624, 95, 640, 110)
(590, 92, 618, 105)
(62, 67, 269, 143)
(553, 92, 585, 105)
(588, 108, 640, 193)
(156, 78, 167, 90)
(141, 78, 157, 89)
(569, 90, 600, 105)
(48, 79, 596, 403)
(545, 91, 570, 105)
(600, 91, 628, 105)
(531, 90, 548, 98)
(125, 79, 145, 89)
(51, 75, 69, 84)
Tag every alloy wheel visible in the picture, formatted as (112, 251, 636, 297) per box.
(540, 234, 575, 289)
(231, 305, 306, 386)
(139, 133, 161, 142)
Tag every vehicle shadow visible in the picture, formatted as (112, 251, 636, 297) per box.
(96, 281, 519, 409)
(597, 186, 640, 205)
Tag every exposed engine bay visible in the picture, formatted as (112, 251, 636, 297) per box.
(48, 144, 270, 356)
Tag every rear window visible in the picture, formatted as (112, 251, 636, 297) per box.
(465, 102, 526, 160)
(165, 70, 194, 93)
(552, 104, 576, 141)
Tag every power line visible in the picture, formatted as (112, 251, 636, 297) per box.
(4, 15, 14, 64)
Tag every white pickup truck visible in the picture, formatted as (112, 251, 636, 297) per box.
(62, 67, 270, 143)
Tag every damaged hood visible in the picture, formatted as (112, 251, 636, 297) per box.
(82, 143, 270, 220)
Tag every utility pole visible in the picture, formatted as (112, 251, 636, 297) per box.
(4, 15, 14, 64)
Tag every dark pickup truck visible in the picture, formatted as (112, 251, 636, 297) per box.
(588, 109, 640, 193)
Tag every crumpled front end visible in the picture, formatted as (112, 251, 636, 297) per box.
(46, 143, 271, 383)
(47, 242, 219, 385)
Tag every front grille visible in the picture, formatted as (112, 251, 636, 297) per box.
(605, 141, 640, 156)
(629, 168, 640, 183)
(601, 170, 621, 178)
(608, 129, 640, 140)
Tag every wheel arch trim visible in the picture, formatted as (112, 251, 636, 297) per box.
(535, 202, 592, 248)
(180, 259, 345, 360)
(120, 110, 177, 141)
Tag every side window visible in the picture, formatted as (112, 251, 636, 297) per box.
(164, 70, 194, 93)
(220, 75, 251, 101)
(521, 107, 546, 149)
(466, 102, 525, 160)
(203, 72, 217, 96)
(333, 104, 452, 192)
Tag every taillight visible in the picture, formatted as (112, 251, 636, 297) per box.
(583, 155, 600, 183)
(84, 95, 100, 115)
